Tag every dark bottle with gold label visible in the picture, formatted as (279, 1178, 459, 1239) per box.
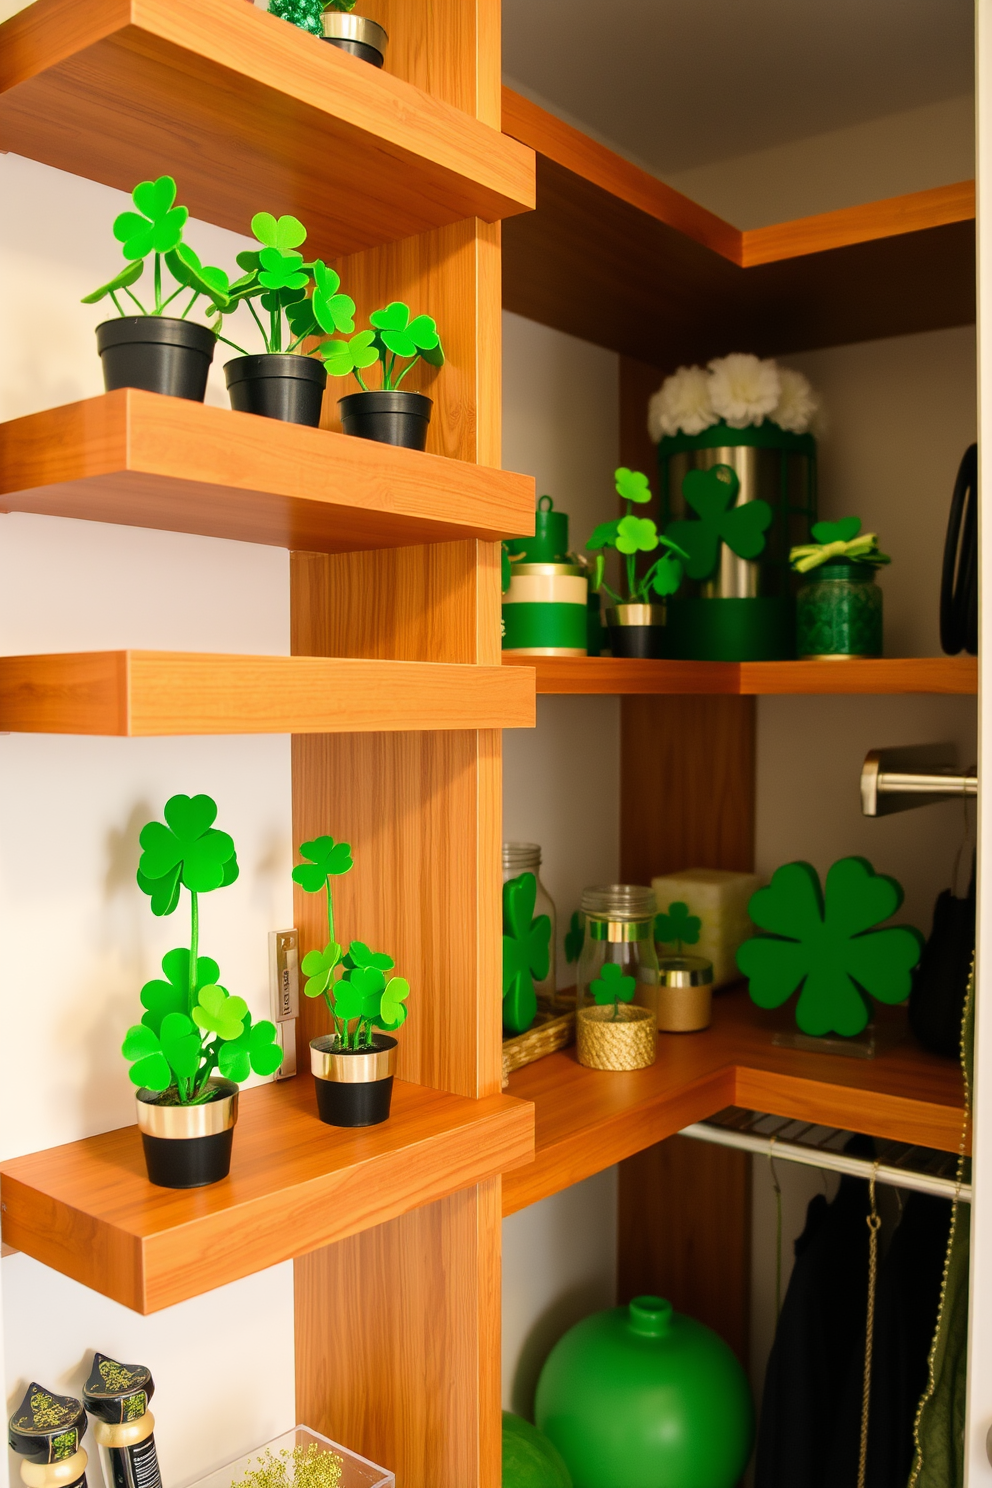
(82, 1355, 162, 1488)
(8, 1382, 88, 1487)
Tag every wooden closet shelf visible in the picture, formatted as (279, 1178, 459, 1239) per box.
(0, 1078, 534, 1313)
(502, 654, 977, 697)
(0, 0, 535, 261)
(0, 651, 536, 734)
(0, 391, 535, 552)
(502, 987, 966, 1216)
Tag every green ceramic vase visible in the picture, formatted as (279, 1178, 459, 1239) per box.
(535, 1296, 753, 1488)
(796, 560, 882, 658)
(502, 1412, 573, 1488)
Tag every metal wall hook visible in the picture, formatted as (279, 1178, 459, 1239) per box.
(861, 744, 977, 817)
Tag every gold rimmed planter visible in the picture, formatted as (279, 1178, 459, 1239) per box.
(654, 954, 714, 1032)
(606, 603, 667, 659)
(310, 1033, 398, 1127)
(135, 1078, 238, 1189)
(576, 1004, 657, 1072)
(321, 12, 388, 66)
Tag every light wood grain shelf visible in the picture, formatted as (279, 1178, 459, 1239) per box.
(0, 0, 535, 262)
(501, 87, 975, 364)
(0, 651, 536, 734)
(501, 654, 977, 697)
(502, 988, 965, 1217)
(0, 391, 536, 552)
(0, 1078, 534, 1313)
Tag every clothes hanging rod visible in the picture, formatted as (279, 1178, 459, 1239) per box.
(680, 1120, 971, 1203)
(861, 743, 977, 817)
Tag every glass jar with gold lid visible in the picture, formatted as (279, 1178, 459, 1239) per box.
(576, 884, 659, 1021)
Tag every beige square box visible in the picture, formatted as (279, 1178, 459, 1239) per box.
(652, 868, 761, 988)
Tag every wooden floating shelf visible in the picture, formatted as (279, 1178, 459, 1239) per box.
(0, 391, 535, 553)
(502, 988, 965, 1216)
(0, 651, 536, 734)
(0, 1078, 534, 1313)
(0, 0, 535, 262)
(502, 654, 977, 697)
(501, 87, 975, 364)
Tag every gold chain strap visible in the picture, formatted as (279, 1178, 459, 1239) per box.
(857, 1162, 882, 1488)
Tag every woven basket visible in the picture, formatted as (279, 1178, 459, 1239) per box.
(576, 1004, 656, 1071)
(502, 1009, 575, 1086)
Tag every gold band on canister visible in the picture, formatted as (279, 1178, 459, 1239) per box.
(92, 1413, 155, 1450)
(19, 1449, 87, 1487)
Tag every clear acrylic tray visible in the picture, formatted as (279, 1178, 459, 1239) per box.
(190, 1425, 394, 1488)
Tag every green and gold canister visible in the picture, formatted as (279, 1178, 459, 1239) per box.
(790, 519, 889, 659)
(8, 1384, 88, 1488)
(83, 1355, 162, 1488)
(503, 496, 588, 656)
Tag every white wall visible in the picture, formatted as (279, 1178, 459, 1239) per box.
(0, 154, 296, 1488)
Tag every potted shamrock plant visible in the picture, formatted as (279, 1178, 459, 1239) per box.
(322, 301, 444, 449)
(791, 517, 890, 659)
(82, 176, 232, 402)
(586, 468, 688, 658)
(575, 963, 656, 1072)
(121, 794, 283, 1188)
(293, 835, 410, 1126)
(210, 212, 356, 426)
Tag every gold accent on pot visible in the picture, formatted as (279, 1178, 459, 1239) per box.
(310, 1037, 397, 1084)
(135, 1081, 238, 1139)
(19, 1449, 88, 1487)
(605, 604, 666, 627)
(92, 1414, 155, 1450)
(321, 13, 388, 51)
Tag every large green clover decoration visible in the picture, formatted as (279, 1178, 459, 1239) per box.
(590, 962, 636, 1018)
(654, 901, 701, 953)
(737, 856, 923, 1037)
(140, 948, 220, 1032)
(137, 794, 239, 915)
(114, 177, 188, 260)
(502, 872, 552, 1035)
(666, 465, 772, 581)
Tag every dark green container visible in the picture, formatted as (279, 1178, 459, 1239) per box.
(796, 560, 883, 658)
(507, 495, 570, 564)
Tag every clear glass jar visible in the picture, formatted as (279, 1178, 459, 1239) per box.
(577, 884, 659, 1022)
(502, 842, 557, 1009)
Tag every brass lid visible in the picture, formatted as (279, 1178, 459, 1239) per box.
(657, 954, 713, 987)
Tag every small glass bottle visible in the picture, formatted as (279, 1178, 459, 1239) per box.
(502, 842, 557, 1010)
(577, 884, 659, 1020)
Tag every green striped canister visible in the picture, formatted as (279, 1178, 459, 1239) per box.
(502, 562, 588, 655)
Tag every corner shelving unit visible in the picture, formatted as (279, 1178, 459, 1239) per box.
(502, 654, 978, 696)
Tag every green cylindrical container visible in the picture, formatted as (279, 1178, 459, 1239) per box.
(796, 560, 883, 658)
(659, 420, 816, 661)
(503, 563, 588, 655)
(507, 494, 570, 564)
(502, 1412, 573, 1487)
(535, 1296, 753, 1488)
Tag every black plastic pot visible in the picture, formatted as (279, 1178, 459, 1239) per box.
(96, 317, 216, 401)
(136, 1081, 238, 1189)
(338, 390, 433, 450)
(606, 604, 667, 659)
(311, 1033, 397, 1127)
(225, 353, 327, 426)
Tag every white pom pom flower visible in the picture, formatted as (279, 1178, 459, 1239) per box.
(708, 353, 780, 429)
(772, 366, 819, 434)
(648, 365, 718, 440)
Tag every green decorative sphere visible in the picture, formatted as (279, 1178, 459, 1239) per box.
(502, 1412, 573, 1488)
(535, 1296, 753, 1488)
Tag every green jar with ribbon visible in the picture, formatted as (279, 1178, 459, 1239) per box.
(791, 518, 889, 658)
(503, 496, 588, 656)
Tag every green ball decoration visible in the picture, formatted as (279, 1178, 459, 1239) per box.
(535, 1296, 753, 1488)
(502, 1412, 573, 1488)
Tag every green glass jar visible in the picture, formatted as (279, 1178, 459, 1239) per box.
(796, 559, 882, 658)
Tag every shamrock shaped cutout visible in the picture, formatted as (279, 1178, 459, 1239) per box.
(251, 212, 307, 251)
(737, 856, 923, 1037)
(258, 246, 309, 296)
(502, 872, 552, 1035)
(81, 259, 144, 306)
(378, 976, 410, 1030)
(655, 901, 701, 951)
(666, 465, 772, 581)
(586, 518, 621, 552)
(140, 947, 220, 1033)
(137, 793, 238, 915)
(650, 553, 683, 596)
(113, 176, 188, 260)
(616, 514, 659, 555)
(334, 964, 385, 1024)
(321, 330, 379, 378)
(166, 243, 231, 310)
(590, 961, 636, 1015)
(565, 910, 585, 964)
(218, 1015, 284, 1081)
(345, 940, 395, 972)
(301, 941, 342, 998)
(292, 836, 354, 892)
(369, 302, 441, 360)
(615, 467, 652, 504)
(122, 1012, 201, 1091)
(192, 983, 248, 1042)
(811, 517, 862, 544)
(311, 262, 356, 336)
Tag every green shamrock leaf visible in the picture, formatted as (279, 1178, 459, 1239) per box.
(301, 941, 342, 998)
(369, 302, 440, 360)
(654, 901, 701, 950)
(811, 517, 862, 544)
(564, 911, 584, 964)
(502, 872, 552, 1035)
(345, 940, 395, 972)
(251, 212, 307, 251)
(292, 836, 354, 892)
(286, 296, 319, 340)
(586, 519, 621, 552)
(311, 261, 356, 336)
(217, 1014, 284, 1081)
(615, 467, 652, 504)
(737, 856, 924, 1037)
(192, 983, 248, 1041)
(320, 330, 379, 377)
(80, 259, 144, 305)
(137, 794, 238, 914)
(616, 514, 659, 555)
(113, 177, 188, 260)
(122, 1012, 201, 1090)
(650, 553, 683, 596)
(165, 243, 231, 310)
(140, 947, 220, 1033)
(666, 465, 773, 580)
(590, 961, 636, 1013)
(257, 246, 309, 293)
(378, 975, 410, 1030)
(334, 964, 385, 1023)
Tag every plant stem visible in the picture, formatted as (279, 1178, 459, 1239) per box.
(216, 334, 251, 356)
(179, 288, 199, 320)
(355, 369, 369, 392)
(154, 253, 162, 314)
(392, 356, 417, 389)
(124, 287, 147, 314)
(247, 298, 268, 348)
(270, 306, 280, 354)
(189, 889, 199, 1018)
(326, 873, 335, 949)
(625, 552, 636, 602)
(109, 291, 126, 317)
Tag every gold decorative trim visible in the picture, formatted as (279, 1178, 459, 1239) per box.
(92, 1414, 154, 1450)
(321, 13, 388, 48)
(19, 1449, 87, 1487)
(311, 1039, 397, 1084)
(136, 1083, 237, 1139)
(502, 647, 587, 657)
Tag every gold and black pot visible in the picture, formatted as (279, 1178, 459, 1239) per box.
(310, 1034, 397, 1127)
(321, 12, 388, 66)
(606, 602, 667, 659)
(135, 1079, 238, 1189)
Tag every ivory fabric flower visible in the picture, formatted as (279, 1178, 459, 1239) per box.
(648, 365, 718, 439)
(772, 366, 818, 433)
(708, 353, 780, 429)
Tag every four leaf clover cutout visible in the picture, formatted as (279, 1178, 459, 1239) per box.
(502, 873, 552, 1035)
